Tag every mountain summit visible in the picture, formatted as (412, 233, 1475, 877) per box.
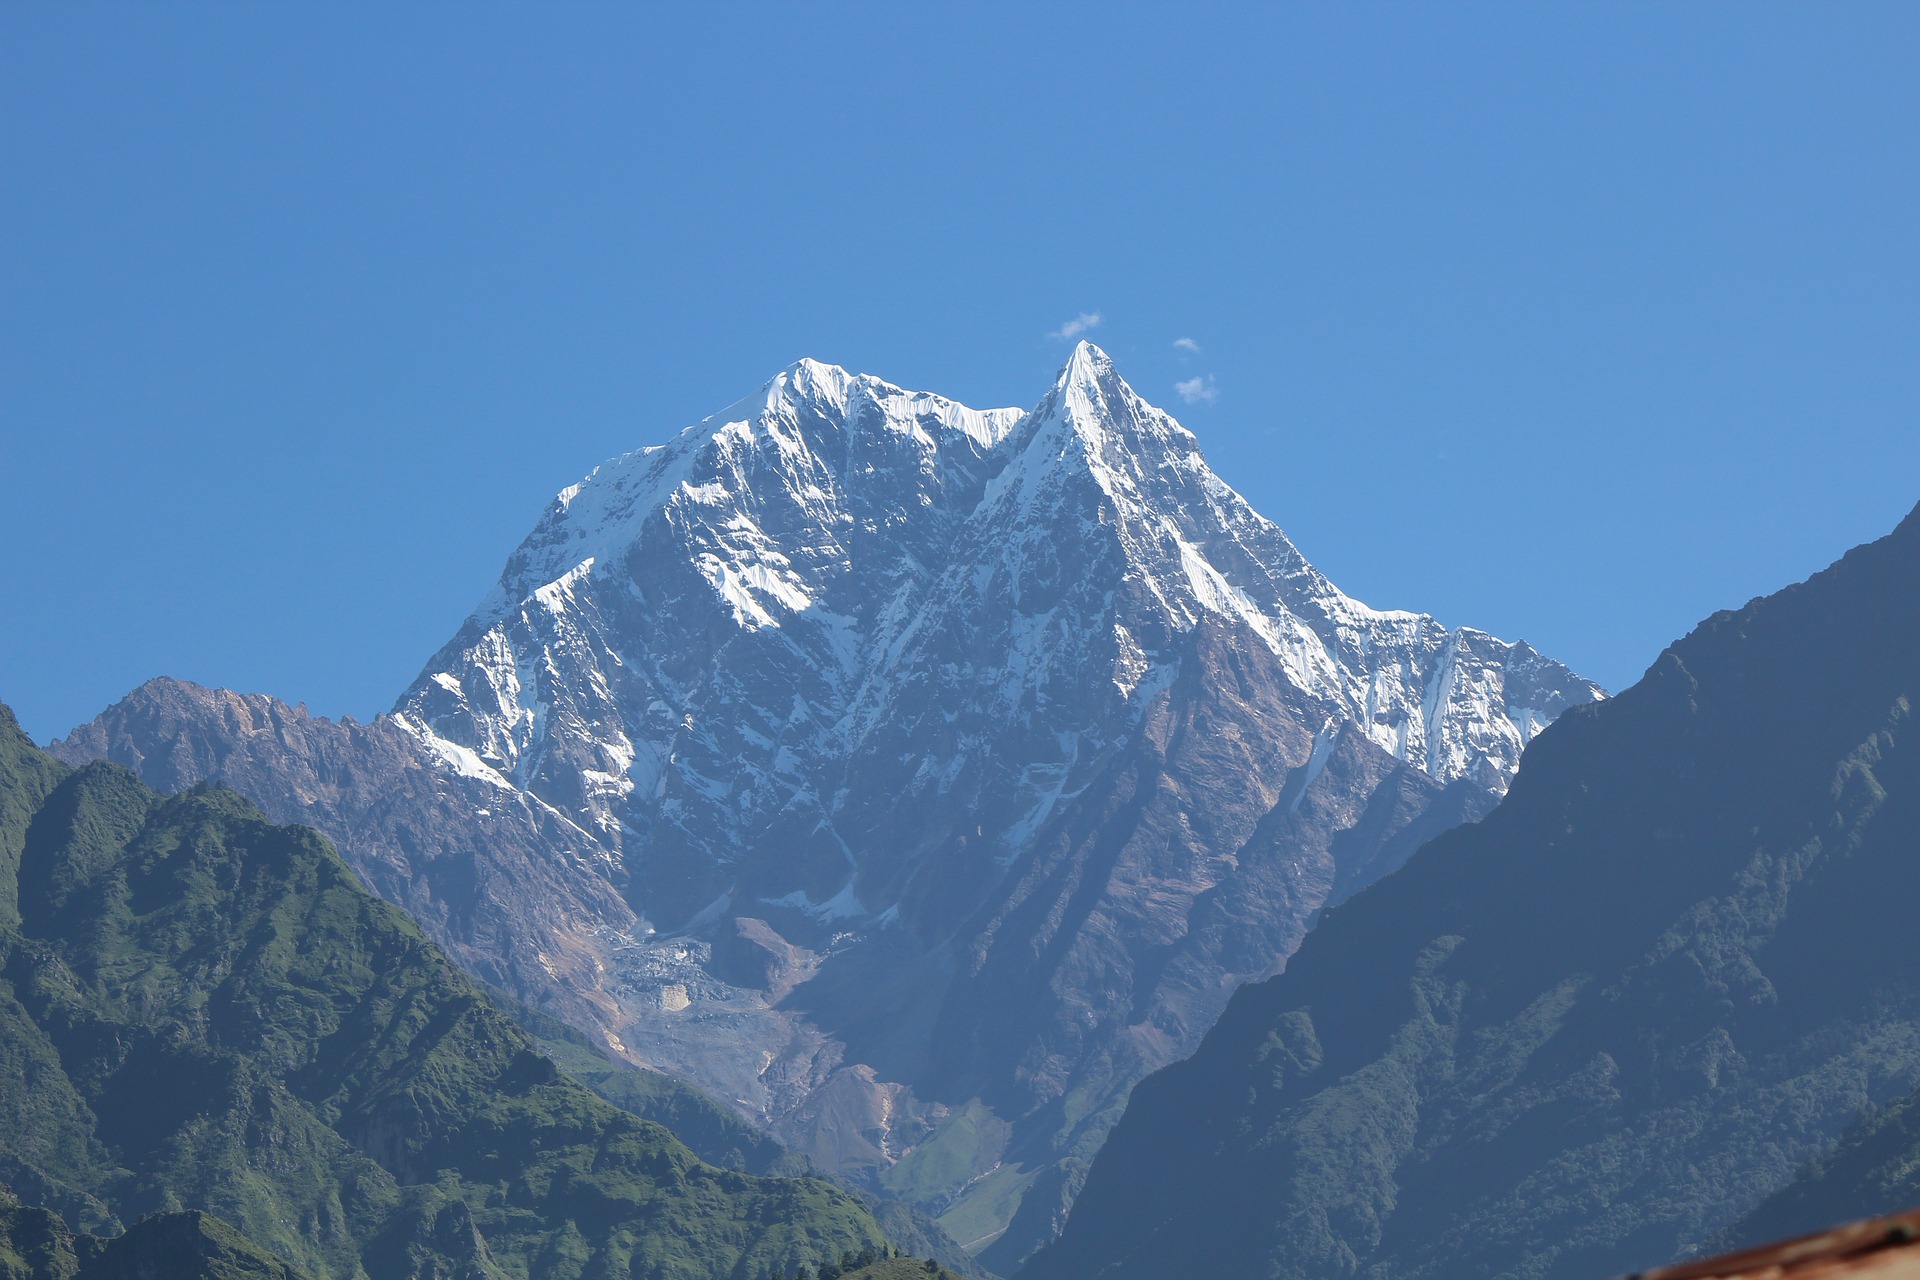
(386, 343, 1599, 1260)
(59, 346, 1599, 1266)
(404, 343, 1590, 871)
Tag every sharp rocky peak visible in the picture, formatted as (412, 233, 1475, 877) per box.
(403, 348, 1601, 846)
(717, 343, 1193, 500)
(743, 355, 1022, 452)
(1038, 340, 1197, 446)
(1054, 338, 1114, 396)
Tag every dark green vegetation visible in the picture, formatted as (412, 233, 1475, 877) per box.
(0, 705, 886, 1279)
(1, 1187, 312, 1280)
(1028, 502, 1920, 1280)
(768, 1251, 962, 1280)
(509, 1001, 810, 1179)
(1730, 1086, 1920, 1248)
(509, 1005, 988, 1278)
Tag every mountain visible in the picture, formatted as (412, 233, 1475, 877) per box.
(1729, 1085, 1920, 1251)
(797, 1259, 964, 1280)
(54, 344, 1598, 1266)
(0, 702, 887, 1279)
(505, 1001, 988, 1278)
(0, 1190, 312, 1280)
(47, 680, 637, 1048)
(1025, 502, 1920, 1280)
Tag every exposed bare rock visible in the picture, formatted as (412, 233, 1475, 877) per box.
(48, 677, 634, 1041)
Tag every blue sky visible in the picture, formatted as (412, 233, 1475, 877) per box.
(3, 4, 1916, 742)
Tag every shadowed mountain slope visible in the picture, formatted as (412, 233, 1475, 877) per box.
(0, 1190, 313, 1280)
(1027, 503, 1920, 1280)
(1731, 1087, 1920, 1252)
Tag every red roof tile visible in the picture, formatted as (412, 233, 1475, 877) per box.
(1623, 1210, 1920, 1280)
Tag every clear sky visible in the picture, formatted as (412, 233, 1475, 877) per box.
(3, 4, 1916, 743)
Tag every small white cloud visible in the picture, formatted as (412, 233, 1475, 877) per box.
(1175, 375, 1218, 405)
(1049, 311, 1102, 341)
(1173, 337, 1202, 354)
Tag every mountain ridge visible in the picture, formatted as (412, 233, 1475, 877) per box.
(1, 699, 888, 1279)
(1025, 499, 1920, 1280)
(55, 345, 1600, 1266)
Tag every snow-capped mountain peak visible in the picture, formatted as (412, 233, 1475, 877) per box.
(82, 346, 1602, 1266)
(1050, 340, 1193, 437)
(400, 348, 1597, 876)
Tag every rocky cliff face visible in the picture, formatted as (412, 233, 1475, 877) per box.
(54, 344, 1598, 1267)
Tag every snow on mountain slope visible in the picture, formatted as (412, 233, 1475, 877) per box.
(872, 342, 1584, 794)
(375, 343, 1602, 1263)
(401, 361, 1023, 888)
(404, 344, 1587, 883)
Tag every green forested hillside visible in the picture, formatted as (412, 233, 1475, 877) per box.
(1730, 1088, 1920, 1248)
(0, 703, 886, 1279)
(508, 999, 812, 1178)
(507, 1004, 990, 1278)
(763, 1248, 963, 1280)
(1, 1187, 313, 1280)
(1028, 502, 1920, 1280)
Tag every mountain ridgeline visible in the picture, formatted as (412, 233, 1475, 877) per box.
(0, 1192, 312, 1280)
(53, 345, 1599, 1267)
(0, 704, 886, 1279)
(1025, 502, 1920, 1280)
